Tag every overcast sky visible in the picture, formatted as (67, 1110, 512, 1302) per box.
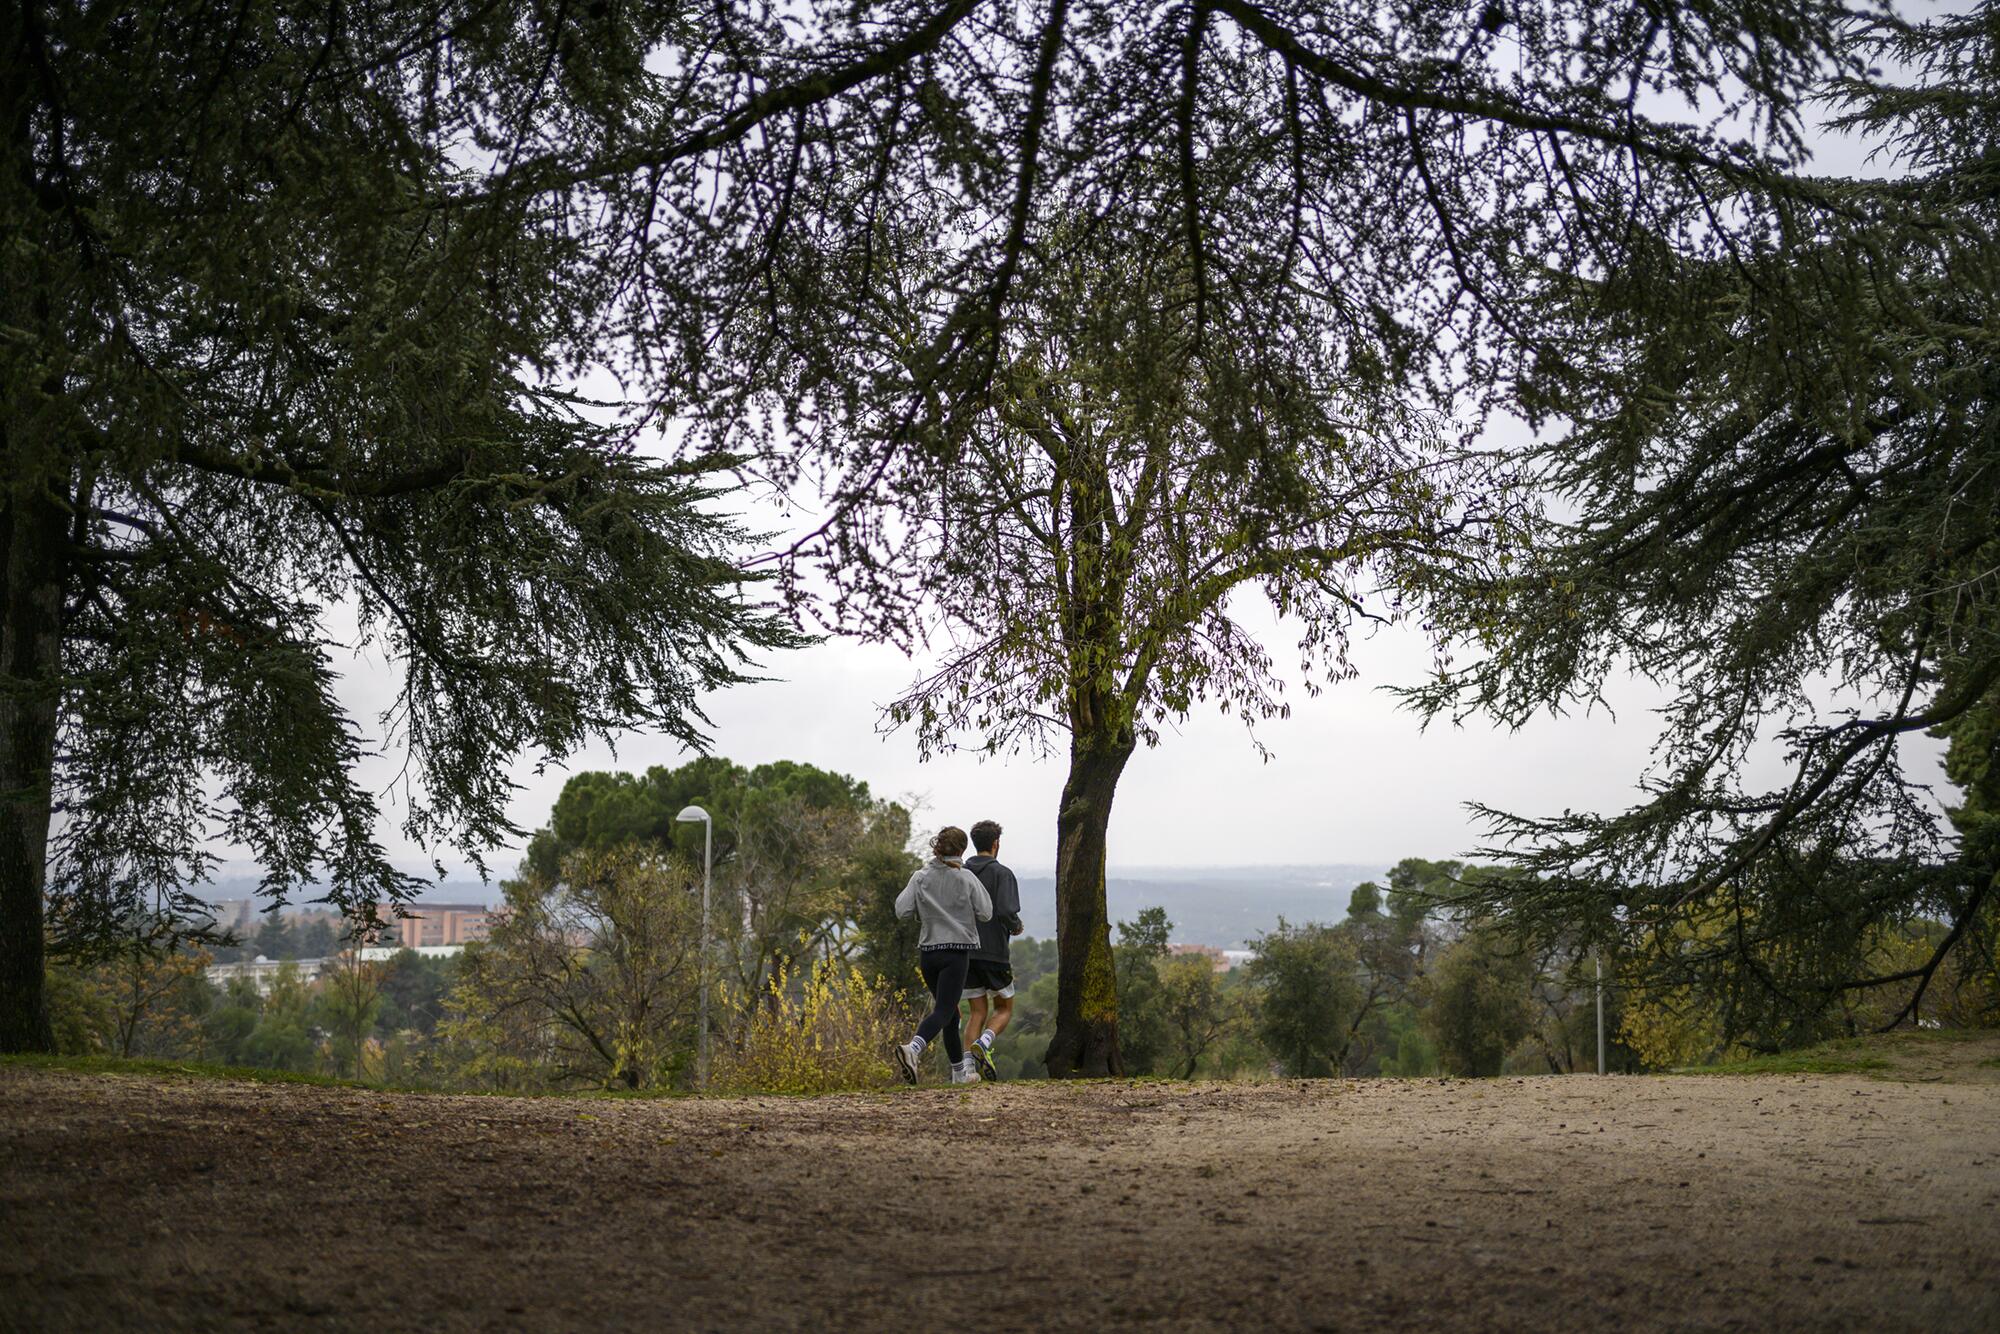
(256, 9, 1957, 884)
(334, 552, 1945, 880)
(335, 601, 1658, 878)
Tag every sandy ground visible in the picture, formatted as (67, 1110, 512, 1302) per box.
(3, 1044, 1998, 1332)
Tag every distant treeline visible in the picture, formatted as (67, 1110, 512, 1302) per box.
(45, 755, 1996, 1090)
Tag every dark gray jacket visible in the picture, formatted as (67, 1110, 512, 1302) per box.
(964, 854, 1022, 964)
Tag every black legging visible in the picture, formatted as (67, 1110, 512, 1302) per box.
(916, 948, 970, 1064)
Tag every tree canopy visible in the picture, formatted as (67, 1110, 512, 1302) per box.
(1407, 5, 2000, 1039)
(592, 0, 1860, 632)
(524, 757, 918, 1006)
(6, 0, 1897, 1061)
(525, 0, 1866, 1073)
(1, 0, 796, 1052)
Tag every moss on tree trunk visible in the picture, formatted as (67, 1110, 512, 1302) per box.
(1044, 738, 1132, 1078)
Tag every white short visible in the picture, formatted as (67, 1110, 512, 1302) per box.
(961, 982, 1016, 1001)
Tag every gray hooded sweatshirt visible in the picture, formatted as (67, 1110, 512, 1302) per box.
(895, 858, 993, 950)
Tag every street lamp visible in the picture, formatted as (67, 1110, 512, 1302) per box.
(676, 804, 713, 1089)
(1594, 946, 1606, 1076)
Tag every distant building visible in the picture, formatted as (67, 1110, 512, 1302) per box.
(206, 956, 330, 996)
(356, 944, 465, 962)
(1170, 943, 1232, 973)
(209, 943, 470, 992)
(373, 903, 493, 950)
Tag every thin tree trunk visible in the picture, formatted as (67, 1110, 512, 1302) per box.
(1044, 735, 1132, 1078)
(0, 465, 66, 1054)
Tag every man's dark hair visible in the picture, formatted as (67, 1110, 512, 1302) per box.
(970, 820, 1002, 853)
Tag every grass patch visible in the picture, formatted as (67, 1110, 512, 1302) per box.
(1686, 1049, 1892, 1077)
(1679, 1026, 2000, 1078)
(1861, 1026, 1997, 1047)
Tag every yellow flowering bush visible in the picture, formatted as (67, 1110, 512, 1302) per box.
(716, 957, 910, 1094)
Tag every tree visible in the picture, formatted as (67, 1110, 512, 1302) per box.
(1931, 693, 2000, 1025)
(1, 1, 795, 1053)
(969, 934, 1064, 1080)
(252, 915, 296, 964)
(245, 963, 315, 1073)
(65, 921, 214, 1060)
(1113, 908, 1174, 1075)
(41, 963, 115, 1056)
(873, 225, 1496, 1075)
(376, 949, 456, 1038)
(1408, 6, 2000, 1037)
(318, 949, 383, 1080)
(723, 774, 906, 1001)
(526, 759, 751, 877)
(1424, 924, 1534, 1077)
(525, 758, 918, 1019)
(848, 811, 927, 1002)
(1520, 945, 1630, 1075)
(201, 977, 263, 1067)
(376, 0, 1847, 1077)
(1157, 954, 1233, 1079)
(3, 0, 1863, 1059)
(45, 930, 210, 1059)
(295, 918, 338, 962)
(652, 1, 1852, 1079)
(455, 846, 703, 1089)
(1375, 1005, 1439, 1078)
(1246, 919, 1359, 1077)
(1335, 862, 1448, 1073)
(595, 0, 1855, 586)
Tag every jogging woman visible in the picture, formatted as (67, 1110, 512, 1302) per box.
(893, 826, 993, 1085)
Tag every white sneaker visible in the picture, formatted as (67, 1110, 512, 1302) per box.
(894, 1040, 922, 1085)
(950, 1057, 981, 1085)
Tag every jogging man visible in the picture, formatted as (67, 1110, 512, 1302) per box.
(961, 819, 1022, 1080)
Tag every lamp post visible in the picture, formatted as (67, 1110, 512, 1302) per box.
(1594, 946, 1606, 1076)
(675, 804, 713, 1089)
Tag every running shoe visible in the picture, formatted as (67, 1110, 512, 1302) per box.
(969, 1041, 998, 1082)
(950, 1057, 982, 1085)
(893, 1040, 921, 1085)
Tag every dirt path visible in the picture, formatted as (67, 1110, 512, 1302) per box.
(4, 1055, 1998, 1331)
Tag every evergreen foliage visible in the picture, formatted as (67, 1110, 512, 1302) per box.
(524, 758, 919, 1007)
(1114, 908, 1175, 1075)
(1, 0, 797, 1053)
(1423, 922, 1534, 1077)
(1408, 6, 2000, 1040)
(1155, 954, 1237, 1080)
(1245, 918, 1361, 1077)
(4, 0, 1931, 1071)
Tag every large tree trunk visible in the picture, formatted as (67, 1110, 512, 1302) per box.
(0, 462, 66, 1053)
(1044, 735, 1133, 1078)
